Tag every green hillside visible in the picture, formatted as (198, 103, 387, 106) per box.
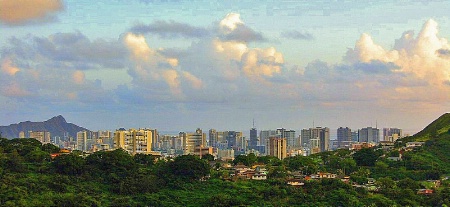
(399, 113, 450, 173)
(412, 113, 450, 141)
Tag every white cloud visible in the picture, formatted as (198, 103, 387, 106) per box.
(219, 13, 243, 33)
(241, 47, 284, 80)
(345, 19, 450, 86)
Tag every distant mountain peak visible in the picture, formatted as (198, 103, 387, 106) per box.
(0, 115, 88, 139)
(46, 115, 67, 123)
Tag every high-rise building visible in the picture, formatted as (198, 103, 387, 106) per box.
(383, 128, 403, 142)
(301, 127, 330, 154)
(180, 128, 206, 155)
(359, 127, 379, 143)
(351, 131, 359, 142)
(114, 128, 153, 155)
(19, 131, 25, 138)
(226, 131, 242, 149)
(284, 129, 297, 149)
(250, 127, 258, 149)
(260, 130, 277, 146)
(77, 131, 89, 151)
(268, 137, 287, 160)
(29, 131, 51, 143)
(337, 127, 352, 148)
(209, 129, 217, 148)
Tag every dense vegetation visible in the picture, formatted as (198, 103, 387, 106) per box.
(0, 113, 450, 206)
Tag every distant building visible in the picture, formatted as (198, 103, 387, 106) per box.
(260, 130, 277, 153)
(337, 127, 352, 148)
(180, 128, 206, 155)
(352, 131, 359, 142)
(19, 131, 25, 138)
(301, 127, 330, 154)
(383, 128, 402, 142)
(217, 149, 234, 161)
(114, 128, 154, 155)
(359, 127, 379, 143)
(76, 131, 89, 152)
(249, 127, 258, 149)
(29, 131, 51, 143)
(283, 129, 297, 150)
(268, 137, 287, 160)
(209, 129, 217, 148)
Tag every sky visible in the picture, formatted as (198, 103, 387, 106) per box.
(0, 0, 449, 135)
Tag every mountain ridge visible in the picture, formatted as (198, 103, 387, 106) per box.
(0, 115, 89, 140)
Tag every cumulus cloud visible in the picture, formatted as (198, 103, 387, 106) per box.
(124, 33, 203, 96)
(280, 30, 314, 40)
(345, 33, 399, 63)
(0, 0, 63, 25)
(3, 32, 127, 70)
(0, 32, 125, 104)
(241, 47, 284, 80)
(218, 13, 265, 42)
(181, 71, 203, 89)
(345, 19, 450, 86)
(130, 20, 210, 39)
(1, 58, 20, 76)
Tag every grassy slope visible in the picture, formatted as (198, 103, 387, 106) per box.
(400, 113, 450, 173)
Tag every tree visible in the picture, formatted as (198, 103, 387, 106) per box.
(25, 149, 51, 163)
(133, 153, 155, 166)
(376, 177, 396, 193)
(340, 158, 357, 175)
(283, 155, 317, 175)
(168, 155, 210, 181)
(52, 153, 85, 175)
(201, 153, 215, 162)
(353, 148, 381, 166)
(233, 153, 257, 166)
(41, 143, 60, 154)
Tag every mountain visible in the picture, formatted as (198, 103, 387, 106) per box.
(399, 113, 450, 173)
(412, 113, 450, 141)
(0, 115, 90, 139)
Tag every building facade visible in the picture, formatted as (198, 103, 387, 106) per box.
(114, 128, 153, 155)
(301, 127, 330, 154)
(337, 127, 352, 148)
(268, 137, 287, 160)
(383, 128, 403, 142)
(29, 131, 51, 143)
(180, 128, 206, 155)
(359, 127, 380, 143)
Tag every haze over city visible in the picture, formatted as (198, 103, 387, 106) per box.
(1, 0, 449, 134)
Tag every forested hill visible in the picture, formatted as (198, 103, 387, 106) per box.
(411, 113, 450, 141)
(0, 115, 89, 139)
(399, 113, 450, 173)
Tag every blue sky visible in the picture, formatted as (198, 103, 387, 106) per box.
(1, 0, 449, 134)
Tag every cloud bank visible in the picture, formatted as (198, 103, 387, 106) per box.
(0, 0, 63, 25)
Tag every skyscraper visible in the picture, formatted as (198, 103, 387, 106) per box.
(359, 127, 379, 143)
(383, 128, 402, 142)
(180, 128, 206, 155)
(301, 127, 330, 154)
(337, 127, 352, 148)
(77, 131, 88, 151)
(268, 137, 287, 160)
(29, 131, 51, 143)
(226, 131, 242, 149)
(250, 127, 258, 149)
(114, 128, 153, 155)
(283, 129, 297, 149)
(209, 129, 217, 148)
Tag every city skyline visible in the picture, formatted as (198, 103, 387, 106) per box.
(1, 1, 449, 135)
